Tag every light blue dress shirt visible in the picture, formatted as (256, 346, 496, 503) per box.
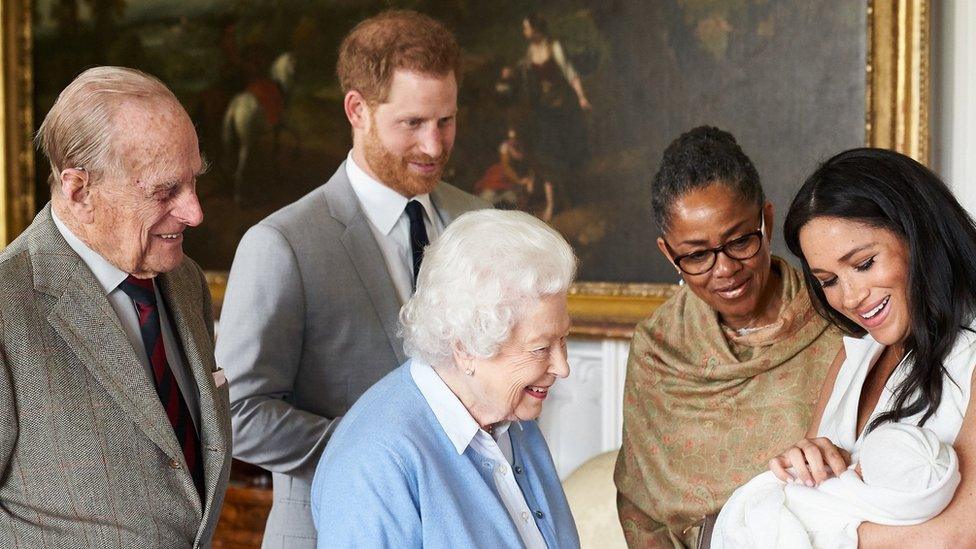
(310, 360, 580, 548)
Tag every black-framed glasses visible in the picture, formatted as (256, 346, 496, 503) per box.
(664, 212, 765, 275)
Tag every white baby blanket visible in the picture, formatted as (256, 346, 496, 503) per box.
(711, 424, 960, 549)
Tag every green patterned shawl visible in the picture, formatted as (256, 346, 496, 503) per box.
(614, 257, 842, 547)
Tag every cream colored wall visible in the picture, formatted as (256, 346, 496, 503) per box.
(934, 0, 976, 211)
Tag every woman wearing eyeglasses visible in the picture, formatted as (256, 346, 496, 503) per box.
(613, 126, 844, 547)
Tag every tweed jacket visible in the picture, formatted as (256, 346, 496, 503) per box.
(0, 205, 233, 548)
(215, 164, 488, 548)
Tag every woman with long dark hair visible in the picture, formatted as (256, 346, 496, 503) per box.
(774, 147, 976, 546)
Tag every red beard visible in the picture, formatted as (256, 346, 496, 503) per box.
(363, 125, 447, 197)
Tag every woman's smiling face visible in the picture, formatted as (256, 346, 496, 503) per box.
(798, 217, 912, 346)
(464, 293, 571, 424)
(657, 183, 775, 330)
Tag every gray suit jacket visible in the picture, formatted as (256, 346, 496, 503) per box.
(0, 206, 233, 548)
(215, 164, 487, 548)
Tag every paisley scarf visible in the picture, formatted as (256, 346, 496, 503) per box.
(614, 257, 843, 547)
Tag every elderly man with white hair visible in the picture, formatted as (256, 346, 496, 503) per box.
(310, 209, 581, 549)
(0, 66, 231, 548)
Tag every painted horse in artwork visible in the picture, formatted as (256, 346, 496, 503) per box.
(222, 51, 296, 202)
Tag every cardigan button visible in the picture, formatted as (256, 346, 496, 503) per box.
(168, 458, 181, 470)
(534, 510, 545, 519)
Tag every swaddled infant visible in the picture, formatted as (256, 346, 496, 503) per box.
(711, 423, 960, 549)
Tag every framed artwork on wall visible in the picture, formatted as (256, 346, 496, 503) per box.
(1, 0, 928, 336)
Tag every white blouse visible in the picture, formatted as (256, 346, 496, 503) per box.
(818, 322, 976, 453)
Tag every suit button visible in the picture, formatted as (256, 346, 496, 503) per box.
(169, 459, 181, 469)
(534, 510, 545, 519)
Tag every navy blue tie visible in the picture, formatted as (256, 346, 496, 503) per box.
(405, 200, 430, 289)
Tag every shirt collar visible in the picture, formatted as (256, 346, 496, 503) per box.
(410, 359, 514, 455)
(51, 209, 128, 295)
(345, 151, 437, 235)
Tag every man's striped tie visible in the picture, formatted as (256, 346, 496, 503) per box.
(118, 275, 204, 501)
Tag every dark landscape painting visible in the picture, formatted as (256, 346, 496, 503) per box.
(33, 0, 866, 282)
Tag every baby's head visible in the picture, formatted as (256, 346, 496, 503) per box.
(856, 423, 952, 492)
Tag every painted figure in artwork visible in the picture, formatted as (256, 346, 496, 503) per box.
(497, 13, 591, 189)
(474, 126, 555, 222)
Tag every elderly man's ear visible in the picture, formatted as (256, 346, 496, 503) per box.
(58, 168, 95, 224)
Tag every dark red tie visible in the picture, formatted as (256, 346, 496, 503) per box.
(119, 275, 204, 501)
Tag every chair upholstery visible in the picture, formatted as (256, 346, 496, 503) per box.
(562, 450, 627, 549)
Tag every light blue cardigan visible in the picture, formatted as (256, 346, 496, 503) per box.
(310, 361, 580, 548)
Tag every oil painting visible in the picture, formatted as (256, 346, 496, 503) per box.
(26, 0, 867, 283)
(1, 0, 927, 329)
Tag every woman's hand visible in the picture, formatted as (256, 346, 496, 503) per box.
(769, 437, 851, 487)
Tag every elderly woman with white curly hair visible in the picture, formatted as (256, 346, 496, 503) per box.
(310, 209, 580, 549)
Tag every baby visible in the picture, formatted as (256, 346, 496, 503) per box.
(711, 423, 960, 549)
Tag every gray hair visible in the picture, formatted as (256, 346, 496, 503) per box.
(36, 66, 182, 192)
(399, 209, 577, 368)
(651, 126, 764, 233)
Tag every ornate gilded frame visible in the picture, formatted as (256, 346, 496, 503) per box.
(1, 0, 930, 337)
(0, 0, 33, 248)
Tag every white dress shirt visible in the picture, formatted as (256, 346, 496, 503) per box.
(51, 210, 200, 432)
(346, 152, 443, 304)
(410, 360, 547, 549)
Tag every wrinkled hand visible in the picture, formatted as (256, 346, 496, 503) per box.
(769, 437, 851, 487)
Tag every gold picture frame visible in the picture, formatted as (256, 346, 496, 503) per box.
(1, 0, 930, 338)
(1, 0, 33, 248)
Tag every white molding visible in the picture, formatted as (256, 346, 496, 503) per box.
(538, 338, 629, 479)
(600, 340, 629, 451)
(937, 0, 976, 213)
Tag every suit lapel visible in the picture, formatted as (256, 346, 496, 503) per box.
(32, 206, 222, 524)
(157, 268, 232, 534)
(326, 165, 407, 364)
(44, 251, 185, 468)
(339, 216, 406, 364)
(430, 182, 468, 226)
